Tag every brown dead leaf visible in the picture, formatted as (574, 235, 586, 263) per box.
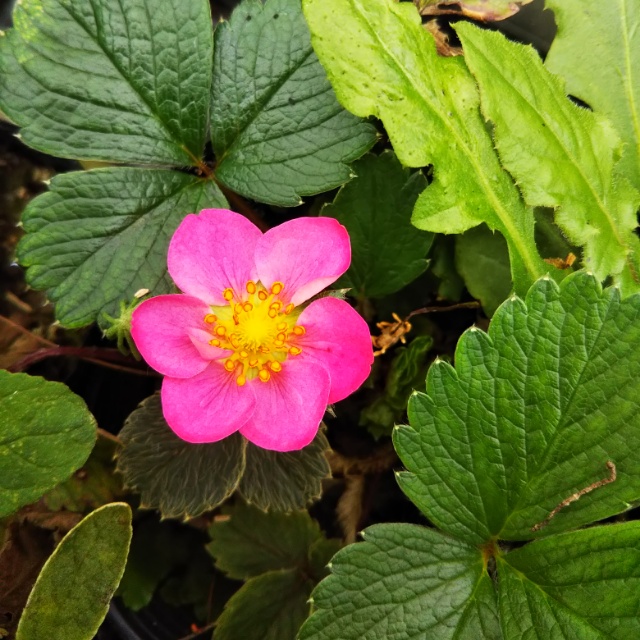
(424, 20, 463, 56)
(415, 0, 534, 21)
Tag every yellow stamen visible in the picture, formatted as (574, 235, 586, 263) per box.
(249, 358, 259, 367)
(270, 301, 282, 312)
(271, 282, 284, 295)
(277, 332, 286, 341)
(243, 302, 253, 312)
(285, 303, 294, 314)
(216, 326, 226, 336)
(246, 281, 257, 294)
(223, 288, 234, 301)
(209, 339, 221, 347)
(293, 325, 306, 336)
(270, 361, 282, 372)
(277, 322, 287, 330)
(274, 340, 284, 347)
(239, 350, 249, 359)
(289, 346, 302, 356)
(236, 374, 246, 386)
(204, 314, 217, 323)
(268, 308, 278, 318)
(258, 290, 268, 301)
(258, 369, 270, 383)
(235, 303, 244, 315)
(224, 359, 236, 372)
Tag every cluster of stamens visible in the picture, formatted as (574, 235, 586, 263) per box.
(203, 281, 305, 386)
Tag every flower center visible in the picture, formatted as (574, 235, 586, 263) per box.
(203, 281, 305, 386)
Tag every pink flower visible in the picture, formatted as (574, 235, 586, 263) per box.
(131, 209, 373, 452)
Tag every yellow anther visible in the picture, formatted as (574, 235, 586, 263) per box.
(270, 301, 282, 311)
(249, 358, 259, 367)
(229, 334, 240, 348)
(277, 322, 288, 331)
(271, 281, 284, 295)
(224, 359, 236, 372)
(277, 332, 286, 341)
(236, 374, 247, 386)
(204, 314, 217, 323)
(289, 346, 302, 356)
(258, 369, 271, 382)
(243, 302, 253, 312)
(285, 303, 294, 314)
(209, 339, 221, 347)
(258, 290, 268, 301)
(215, 326, 226, 336)
(235, 303, 244, 314)
(268, 308, 278, 318)
(270, 361, 282, 372)
(293, 325, 306, 336)
(274, 340, 284, 347)
(223, 288, 234, 301)
(259, 346, 271, 353)
(239, 350, 249, 359)
(246, 281, 257, 294)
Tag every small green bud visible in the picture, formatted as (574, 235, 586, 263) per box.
(101, 288, 150, 359)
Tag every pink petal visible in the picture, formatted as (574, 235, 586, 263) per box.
(239, 357, 331, 451)
(167, 209, 262, 305)
(297, 297, 374, 404)
(161, 363, 256, 443)
(131, 295, 228, 378)
(255, 217, 351, 305)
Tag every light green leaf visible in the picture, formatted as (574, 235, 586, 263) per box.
(17, 168, 227, 328)
(207, 503, 323, 580)
(16, 503, 132, 640)
(299, 523, 496, 640)
(0, 370, 96, 518)
(324, 151, 432, 298)
(416, 0, 533, 20)
(116, 394, 246, 519)
(303, 0, 551, 294)
(211, 0, 376, 206)
(546, 0, 640, 192)
(395, 272, 640, 544)
(455, 224, 512, 317)
(238, 429, 331, 511)
(498, 522, 640, 639)
(0, 0, 212, 165)
(456, 23, 640, 296)
(215, 569, 313, 640)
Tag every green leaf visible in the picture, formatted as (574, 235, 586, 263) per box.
(17, 168, 227, 328)
(456, 23, 640, 296)
(323, 151, 432, 298)
(238, 429, 331, 511)
(42, 433, 124, 513)
(16, 503, 132, 640)
(299, 523, 497, 640)
(215, 569, 313, 640)
(546, 1, 640, 192)
(0, 0, 212, 165)
(302, 0, 551, 294)
(116, 394, 246, 519)
(207, 503, 323, 580)
(498, 522, 640, 639)
(455, 225, 512, 317)
(394, 272, 640, 544)
(0, 371, 96, 518)
(360, 336, 433, 439)
(211, 0, 376, 206)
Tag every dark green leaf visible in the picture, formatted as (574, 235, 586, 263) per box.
(360, 336, 433, 439)
(17, 168, 227, 328)
(211, 0, 376, 206)
(307, 537, 342, 581)
(455, 224, 511, 316)
(0, 371, 96, 518)
(215, 569, 313, 640)
(324, 151, 431, 298)
(16, 503, 132, 640)
(299, 523, 492, 640)
(498, 522, 640, 639)
(395, 273, 640, 544)
(238, 429, 330, 511)
(207, 503, 323, 580)
(116, 394, 246, 519)
(0, 0, 212, 165)
(42, 433, 124, 513)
